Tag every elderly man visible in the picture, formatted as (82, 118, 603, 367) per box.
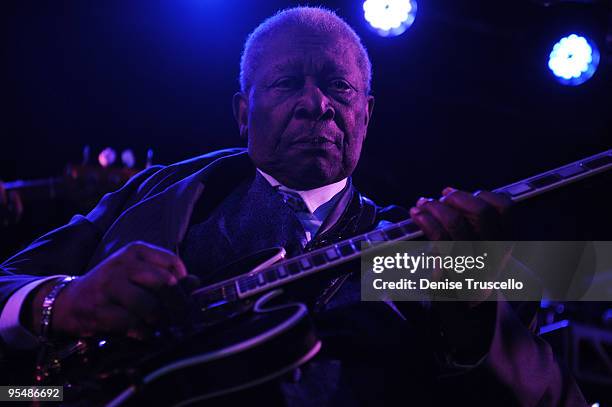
(0, 7, 585, 406)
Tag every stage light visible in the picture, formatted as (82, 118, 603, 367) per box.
(363, 0, 417, 37)
(548, 34, 599, 86)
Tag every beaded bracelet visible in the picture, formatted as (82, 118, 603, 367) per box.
(38, 276, 77, 344)
(35, 276, 77, 383)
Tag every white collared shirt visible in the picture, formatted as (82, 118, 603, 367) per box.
(257, 169, 348, 242)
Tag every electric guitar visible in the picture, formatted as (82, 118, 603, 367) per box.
(34, 149, 612, 406)
(2, 147, 147, 206)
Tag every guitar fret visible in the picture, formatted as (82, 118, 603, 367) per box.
(400, 221, 420, 234)
(287, 262, 301, 275)
(384, 226, 406, 240)
(237, 275, 258, 293)
(299, 258, 312, 270)
(367, 230, 387, 242)
(277, 265, 288, 278)
(527, 173, 562, 189)
(582, 154, 612, 169)
(557, 164, 585, 178)
(337, 242, 356, 256)
(311, 253, 327, 266)
(504, 183, 532, 196)
(495, 151, 612, 202)
(264, 269, 278, 283)
(324, 247, 340, 261)
(351, 236, 371, 251)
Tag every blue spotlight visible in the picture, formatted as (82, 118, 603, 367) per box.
(548, 34, 599, 86)
(363, 0, 417, 37)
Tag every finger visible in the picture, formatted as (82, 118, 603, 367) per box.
(179, 274, 201, 294)
(417, 198, 476, 240)
(473, 190, 513, 215)
(410, 206, 450, 241)
(440, 189, 491, 215)
(129, 264, 180, 289)
(442, 187, 512, 216)
(127, 241, 188, 279)
(440, 189, 503, 239)
(108, 281, 162, 325)
(442, 186, 456, 196)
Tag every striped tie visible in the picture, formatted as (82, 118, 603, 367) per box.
(276, 188, 310, 214)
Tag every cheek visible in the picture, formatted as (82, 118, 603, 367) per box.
(339, 109, 368, 166)
(340, 109, 367, 147)
(249, 100, 291, 143)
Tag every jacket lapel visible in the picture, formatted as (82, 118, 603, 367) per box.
(87, 151, 253, 268)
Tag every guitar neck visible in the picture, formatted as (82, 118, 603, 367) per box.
(492, 150, 612, 202)
(3, 165, 142, 201)
(4, 177, 64, 191)
(3, 177, 66, 201)
(193, 149, 612, 309)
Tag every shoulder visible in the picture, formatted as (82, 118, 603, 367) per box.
(131, 148, 249, 199)
(166, 148, 247, 169)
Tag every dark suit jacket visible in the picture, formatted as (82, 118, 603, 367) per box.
(0, 148, 587, 406)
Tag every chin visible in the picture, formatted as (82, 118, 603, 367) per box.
(287, 162, 341, 190)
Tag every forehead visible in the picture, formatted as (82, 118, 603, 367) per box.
(256, 29, 361, 78)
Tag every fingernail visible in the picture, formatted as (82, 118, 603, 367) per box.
(416, 197, 430, 207)
(442, 187, 457, 196)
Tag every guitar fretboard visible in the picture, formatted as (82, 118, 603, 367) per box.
(194, 149, 612, 309)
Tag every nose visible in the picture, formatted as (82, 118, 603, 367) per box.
(294, 82, 335, 121)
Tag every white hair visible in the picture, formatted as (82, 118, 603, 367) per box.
(239, 6, 372, 94)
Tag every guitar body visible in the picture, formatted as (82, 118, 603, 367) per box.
(46, 249, 321, 406)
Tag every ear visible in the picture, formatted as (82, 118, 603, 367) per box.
(232, 92, 249, 139)
(363, 95, 375, 138)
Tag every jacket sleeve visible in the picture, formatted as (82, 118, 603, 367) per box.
(374, 204, 587, 406)
(0, 165, 164, 317)
(434, 297, 587, 406)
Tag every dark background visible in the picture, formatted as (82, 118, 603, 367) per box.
(1, 2, 612, 401)
(1, 0, 611, 247)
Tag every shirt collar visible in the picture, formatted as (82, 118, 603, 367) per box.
(257, 169, 348, 214)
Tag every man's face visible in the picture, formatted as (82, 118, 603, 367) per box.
(234, 27, 375, 190)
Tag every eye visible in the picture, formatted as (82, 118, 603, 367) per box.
(272, 77, 300, 89)
(329, 79, 352, 92)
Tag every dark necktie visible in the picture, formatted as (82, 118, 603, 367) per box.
(276, 187, 310, 214)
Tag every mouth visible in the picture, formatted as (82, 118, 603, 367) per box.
(292, 136, 338, 147)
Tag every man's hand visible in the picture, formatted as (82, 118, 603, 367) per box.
(407, 188, 514, 361)
(409, 187, 512, 240)
(27, 241, 188, 339)
(409, 187, 513, 307)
